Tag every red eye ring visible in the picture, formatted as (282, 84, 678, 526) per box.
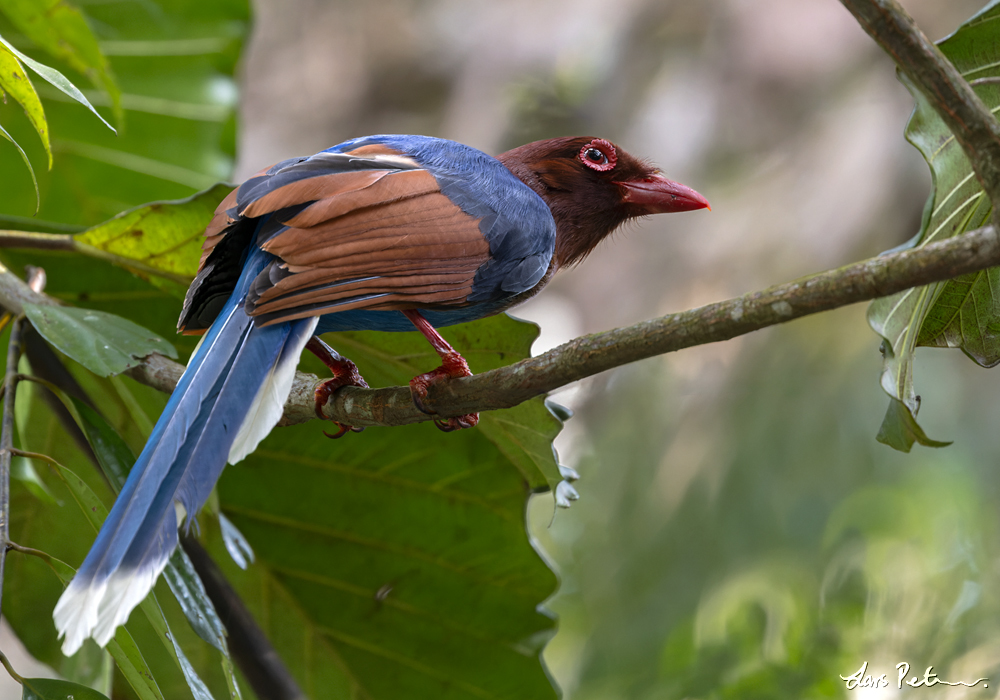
(579, 138, 617, 172)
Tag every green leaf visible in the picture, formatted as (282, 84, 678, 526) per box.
(53, 639, 111, 697)
(106, 629, 166, 700)
(11, 455, 56, 503)
(20, 677, 110, 700)
(329, 313, 565, 491)
(74, 183, 232, 295)
(866, 2, 1000, 448)
(218, 513, 253, 570)
(163, 549, 244, 698)
(11, 363, 57, 503)
(137, 597, 215, 700)
(52, 459, 108, 530)
(0, 1, 246, 225)
(0, 43, 50, 166)
(68, 398, 133, 489)
(875, 396, 953, 452)
(23, 303, 177, 377)
(163, 549, 226, 652)
(212, 390, 560, 699)
(0, 32, 113, 133)
(0, 0, 121, 124)
(0, 120, 39, 210)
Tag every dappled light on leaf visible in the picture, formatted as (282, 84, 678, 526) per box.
(75, 184, 232, 296)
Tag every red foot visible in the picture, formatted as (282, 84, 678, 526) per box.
(307, 337, 369, 438)
(408, 351, 479, 431)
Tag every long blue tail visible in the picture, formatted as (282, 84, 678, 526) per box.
(54, 248, 317, 655)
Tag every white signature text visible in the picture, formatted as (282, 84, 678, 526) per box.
(840, 661, 988, 690)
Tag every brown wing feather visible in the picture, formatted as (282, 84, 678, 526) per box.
(242, 170, 390, 219)
(198, 187, 240, 269)
(262, 193, 481, 264)
(249, 181, 491, 324)
(187, 159, 492, 330)
(195, 161, 279, 274)
(283, 169, 439, 228)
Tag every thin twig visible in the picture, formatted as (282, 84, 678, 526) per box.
(7, 540, 56, 560)
(839, 0, 1000, 224)
(0, 231, 75, 251)
(0, 318, 24, 614)
(7, 540, 69, 581)
(0, 650, 23, 684)
(10, 447, 65, 469)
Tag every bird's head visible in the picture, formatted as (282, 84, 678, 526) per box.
(498, 136, 709, 268)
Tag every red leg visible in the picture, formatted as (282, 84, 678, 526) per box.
(402, 309, 479, 431)
(307, 336, 369, 438)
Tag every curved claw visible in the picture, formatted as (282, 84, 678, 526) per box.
(434, 413, 479, 432)
(323, 423, 352, 439)
(322, 423, 366, 439)
(309, 343, 369, 439)
(410, 390, 435, 416)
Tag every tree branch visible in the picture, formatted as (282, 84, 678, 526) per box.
(839, 0, 1000, 222)
(2, 225, 999, 428)
(0, 230, 193, 286)
(122, 224, 1000, 426)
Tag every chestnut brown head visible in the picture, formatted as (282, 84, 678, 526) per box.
(498, 136, 709, 267)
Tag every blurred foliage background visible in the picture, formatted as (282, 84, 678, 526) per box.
(239, 0, 1000, 696)
(236, 0, 1000, 695)
(4, 0, 1000, 698)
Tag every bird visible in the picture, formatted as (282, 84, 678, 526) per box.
(53, 134, 709, 654)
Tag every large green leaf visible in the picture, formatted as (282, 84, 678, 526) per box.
(328, 314, 564, 491)
(867, 1, 1000, 450)
(212, 414, 559, 700)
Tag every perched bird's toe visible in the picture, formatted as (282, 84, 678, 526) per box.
(434, 414, 479, 432)
(408, 351, 476, 430)
(309, 338, 369, 436)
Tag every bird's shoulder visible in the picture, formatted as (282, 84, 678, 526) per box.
(178, 135, 556, 333)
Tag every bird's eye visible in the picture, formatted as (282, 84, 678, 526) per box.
(579, 139, 617, 172)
